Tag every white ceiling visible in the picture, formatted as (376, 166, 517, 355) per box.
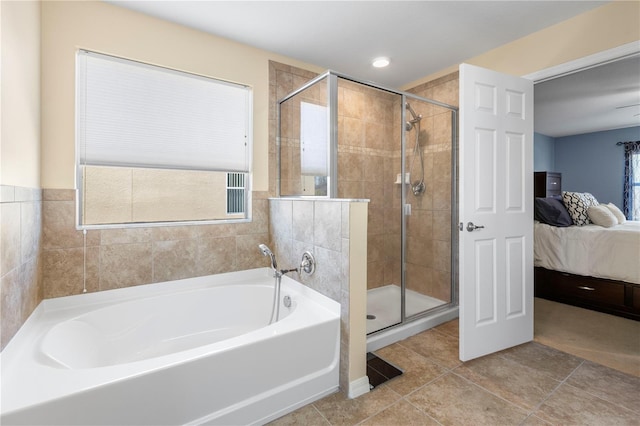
(106, 0, 640, 137)
(534, 55, 640, 137)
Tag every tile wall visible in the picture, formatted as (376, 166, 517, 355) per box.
(269, 197, 367, 394)
(39, 189, 270, 298)
(1, 185, 42, 350)
(270, 62, 370, 394)
(272, 63, 459, 303)
(335, 79, 402, 292)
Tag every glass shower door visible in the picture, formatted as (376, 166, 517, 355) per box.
(403, 97, 454, 320)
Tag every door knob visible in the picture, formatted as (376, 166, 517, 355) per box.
(466, 222, 485, 232)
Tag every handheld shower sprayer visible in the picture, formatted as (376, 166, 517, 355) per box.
(258, 244, 277, 271)
(405, 102, 426, 196)
(259, 243, 301, 325)
(405, 102, 422, 131)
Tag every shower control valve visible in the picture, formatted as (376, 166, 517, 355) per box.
(300, 251, 316, 275)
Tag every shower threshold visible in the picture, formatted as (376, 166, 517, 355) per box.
(366, 284, 446, 335)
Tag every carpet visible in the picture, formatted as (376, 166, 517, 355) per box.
(534, 297, 640, 377)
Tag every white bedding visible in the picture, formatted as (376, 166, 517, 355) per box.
(534, 221, 640, 284)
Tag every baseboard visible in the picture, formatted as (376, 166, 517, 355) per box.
(348, 376, 371, 399)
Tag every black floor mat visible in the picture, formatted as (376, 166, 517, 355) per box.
(366, 352, 403, 389)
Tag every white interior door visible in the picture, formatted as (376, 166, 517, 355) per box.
(459, 63, 534, 362)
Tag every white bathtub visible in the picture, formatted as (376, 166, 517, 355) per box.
(0, 268, 340, 425)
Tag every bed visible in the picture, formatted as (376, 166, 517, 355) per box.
(533, 174, 640, 320)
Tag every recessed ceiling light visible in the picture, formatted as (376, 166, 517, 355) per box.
(372, 57, 390, 68)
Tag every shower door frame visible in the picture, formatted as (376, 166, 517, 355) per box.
(398, 93, 459, 332)
(277, 71, 459, 334)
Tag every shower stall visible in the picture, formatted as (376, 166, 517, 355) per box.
(277, 71, 458, 351)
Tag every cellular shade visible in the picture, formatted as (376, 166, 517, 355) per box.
(76, 50, 251, 172)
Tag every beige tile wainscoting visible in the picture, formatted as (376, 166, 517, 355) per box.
(40, 188, 270, 298)
(1, 185, 42, 350)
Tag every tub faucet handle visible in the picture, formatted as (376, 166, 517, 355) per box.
(300, 251, 316, 275)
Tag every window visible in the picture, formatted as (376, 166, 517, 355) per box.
(300, 101, 328, 176)
(623, 142, 640, 220)
(226, 173, 245, 215)
(76, 50, 252, 227)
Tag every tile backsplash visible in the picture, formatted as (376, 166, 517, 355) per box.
(40, 189, 270, 298)
(1, 185, 42, 350)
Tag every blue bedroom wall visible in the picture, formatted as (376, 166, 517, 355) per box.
(554, 126, 640, 208)
(534, 133, 555, 172)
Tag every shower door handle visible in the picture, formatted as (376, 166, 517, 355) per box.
(466, 222, 485, 232)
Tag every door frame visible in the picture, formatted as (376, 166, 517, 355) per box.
(455, 41, 640, 355)
(522, 40, 639, 83)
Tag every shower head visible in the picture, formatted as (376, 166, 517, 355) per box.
(258, 244, 277, 270)
(405, 102, 422, 123)
(405, 102, 422, 131)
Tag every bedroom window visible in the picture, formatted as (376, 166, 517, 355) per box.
(76, 50, 252, 228)
(623, 141, 640, 221)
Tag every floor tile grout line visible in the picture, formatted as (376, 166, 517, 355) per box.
(525, 359, 640, 423)
(309, 403, 332, 426)
(394, 340, 462, 372)
(561, 380, 640, 417)
(351, 385, 404, 426)
(527, 359, 585, 416)
(401, 370, 452, 400)
(402, 396, 446, 426)
(518, 412, 553, 426)
(494, 341, 588, 382)
(448, 369, 533, 418)
(563, 362, 640, 416)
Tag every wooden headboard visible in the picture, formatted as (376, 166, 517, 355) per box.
(534, 172, 561, 198)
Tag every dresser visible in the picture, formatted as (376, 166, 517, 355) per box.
(534, 171, 561, 198)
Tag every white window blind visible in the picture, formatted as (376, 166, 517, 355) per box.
(76, 50, 251, 172)
(300, 101, 328, 176)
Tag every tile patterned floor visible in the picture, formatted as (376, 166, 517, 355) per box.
(269, 319, 640, 426)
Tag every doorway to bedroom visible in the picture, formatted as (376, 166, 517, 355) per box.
(529, 44, 640, 375)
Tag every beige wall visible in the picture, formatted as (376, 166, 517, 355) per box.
(1, 0, 43, 351)
(1, 0, 41, 188)
(40, 0, 322, 191)
(404, 1, 640, 88)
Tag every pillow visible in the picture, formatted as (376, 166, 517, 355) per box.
(583, 192, 600, 207)
(562, 191, 599, 226)
(534, 197, 573, 227)
(605, 203, 626, 224)
(587, 205, 618, 228)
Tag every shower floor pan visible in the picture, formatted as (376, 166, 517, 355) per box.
(366, 284, 446, 334)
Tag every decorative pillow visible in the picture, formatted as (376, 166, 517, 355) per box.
(534, 197, 573, 227)
(587, 205, 618, 228)
(605, 203, 626, 224)
(562, 191, 599, 226)
(583, 192, 600, 207)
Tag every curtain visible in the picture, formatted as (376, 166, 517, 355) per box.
(622, 141, 640, 220)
